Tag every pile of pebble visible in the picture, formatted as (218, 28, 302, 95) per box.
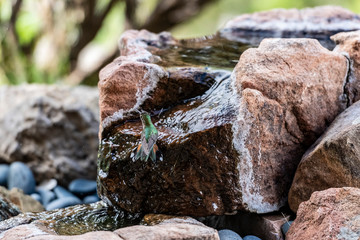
(0, 162, 99, 210)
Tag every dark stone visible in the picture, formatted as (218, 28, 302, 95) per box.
(37, 189, 56, 207)
(281, 221, 293, 236)
(218, 229, 243, 240)
(0, 164, 9, 187)
(83, 195, 100, 204)
(46, 197, 82, 210)
(7, 162, 36, 195)
(0, 197, 21, 221)
(68, 179, 97, 195)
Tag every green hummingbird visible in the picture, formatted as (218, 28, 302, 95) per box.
(135, 111, 159, 162)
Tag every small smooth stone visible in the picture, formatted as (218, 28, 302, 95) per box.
(37, 188, 56, 207)
(68, 179, 97, 195)
(0, 164, 10, 187)
(46, 197, 82, 211)
(281, 220, 293, 236)
(243, 236, 262, 240)
(54, 186, 77, 199)
(83, 194, 100, 204)
(30, 193, 42, 203)
(37, 178, 57, 191)
(7, 162, 36, 194)
(218, 229, 242, 240)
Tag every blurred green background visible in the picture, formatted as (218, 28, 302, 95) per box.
(1, 0, 359, 85)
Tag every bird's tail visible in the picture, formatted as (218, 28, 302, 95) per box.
(135, 144, 158, 162)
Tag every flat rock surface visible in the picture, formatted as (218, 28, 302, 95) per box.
(287, 187, 360, 240)
(220, 6, 360, 49)
(288, 99, 360, 212)
(0, 85, 99, 186)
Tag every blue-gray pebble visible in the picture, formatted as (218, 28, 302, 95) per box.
(37, 188, 56, 207)
(218, 229, 242, 240)
(68, 179, 97, 195)
(281, 220, 293, 236)
(0, 164, 10, 187)
(54, 186, 77, 199)
(243, 235, 262, 240)
(30, 193, 42, 203)
(83, 194, 100, 204)
(8, 162, 36, 194)
(46, 197, 82, 210)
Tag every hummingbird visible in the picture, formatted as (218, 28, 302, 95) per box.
(135, 111, 159, 162)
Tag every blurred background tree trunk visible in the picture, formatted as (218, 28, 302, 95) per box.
(0, 0, 216, 85)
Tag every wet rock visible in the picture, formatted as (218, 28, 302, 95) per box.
(288, 99, 360, 212)
(218, 229, 242, 240)
(0, 197, 20, 221)
(332, 30, 360, 104)
(0, 85, 99, 186)
(286, 187, 360, 240)
(98, 28, 349, 215)
(219, 6, 360, 49)
(0, 164, 9, 187)
(8, 162, 36, 195)
(46, 197, 83, 211)
(68, 179, 97, 195)
(0, 186, 44, 213)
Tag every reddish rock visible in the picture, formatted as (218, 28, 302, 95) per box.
(288, 99, 360, 212)
(232, 38, 348, 213)
(220, 6, 360, 49)
(332, 30, 360, 104)
(286, 187, 360, 240)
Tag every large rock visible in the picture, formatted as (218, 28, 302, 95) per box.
(287, 187, 360, 240)
(288, 99, 360, 212)
(97, 26, 350, 215)
(0, 85, 99, 186)
(220, 6, 360, 49)
(232, 38, 348, 213)
(332, 30, 360, 104)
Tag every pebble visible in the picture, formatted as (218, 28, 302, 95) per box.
(30, 193, 42, 203)
(68, 179, 97, 195)
(218, 229, 243, 240)
(54, 186, 78, 199)
(7, 162, 36, 194)
(0, 164, 10, 187)
(37, 188, 56, 207)
(83, 194, 100, 204)
(37, 178, 57, 191)
(243, 235, 262, 240)
(281, 220, 293, 236)
(46, 197, 82, 211)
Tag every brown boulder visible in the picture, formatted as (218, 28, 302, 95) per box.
(220, 6, 360, 49)
(232, 38, 348, 213)
(287, 187, 360, 240)
(288, 99, 360, 212)
(0, 187, 44, 213)
(332, 30, 360, 104)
